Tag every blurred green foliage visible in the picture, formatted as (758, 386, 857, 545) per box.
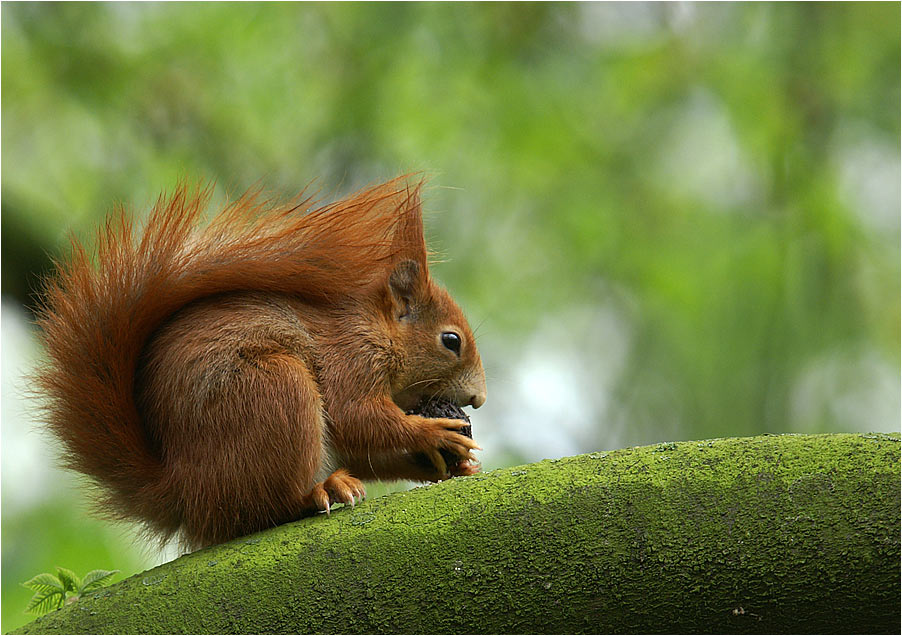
(2, 2, 899, 631)
(2, 491, 145, 630)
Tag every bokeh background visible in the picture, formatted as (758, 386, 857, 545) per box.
(2, 2, 899, 630)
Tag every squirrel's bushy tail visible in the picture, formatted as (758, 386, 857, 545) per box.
(34, 176, 427, 541)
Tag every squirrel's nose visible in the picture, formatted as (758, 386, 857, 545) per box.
(469, 392, 486, 409)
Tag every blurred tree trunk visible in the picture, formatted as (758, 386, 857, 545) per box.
(16, 433, 900, 635)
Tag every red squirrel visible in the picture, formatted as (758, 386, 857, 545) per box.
(35, 177, 487, 550)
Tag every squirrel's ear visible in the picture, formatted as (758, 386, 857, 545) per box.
(388, 259, 423, 320)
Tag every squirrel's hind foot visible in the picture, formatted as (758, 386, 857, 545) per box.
(302, 469, 366, 514)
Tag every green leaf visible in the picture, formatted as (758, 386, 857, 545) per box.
(79, 569, 119, 593)
(25, 590, 65, 616)
(22, 572, 65, 595)
(55, 567, 81, 594)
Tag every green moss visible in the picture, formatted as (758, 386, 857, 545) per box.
(15, 434, 900, 634)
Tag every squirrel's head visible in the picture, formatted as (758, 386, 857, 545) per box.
(383, 259, 486, 413)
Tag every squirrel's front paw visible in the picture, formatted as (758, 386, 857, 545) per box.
(412, 416, 482, 478)
(302, 469, 366, 514)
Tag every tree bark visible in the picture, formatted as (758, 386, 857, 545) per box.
(14, 433, 900, 634)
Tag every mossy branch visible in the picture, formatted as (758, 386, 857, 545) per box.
(14, 433, 900, 634)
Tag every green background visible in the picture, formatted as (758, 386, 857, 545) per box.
(2, 2, 899, 632)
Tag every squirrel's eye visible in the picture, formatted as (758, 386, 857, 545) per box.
(441, 331, 462, 355)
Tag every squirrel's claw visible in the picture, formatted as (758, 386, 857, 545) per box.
(424, 447, 449, 478)
(450, 459, 481, 477)
(304, 482, 332, 514)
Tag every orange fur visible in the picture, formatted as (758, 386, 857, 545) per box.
(35, 177, 486, 549)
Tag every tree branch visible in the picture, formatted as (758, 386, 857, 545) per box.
(15, 433, 900, 634)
